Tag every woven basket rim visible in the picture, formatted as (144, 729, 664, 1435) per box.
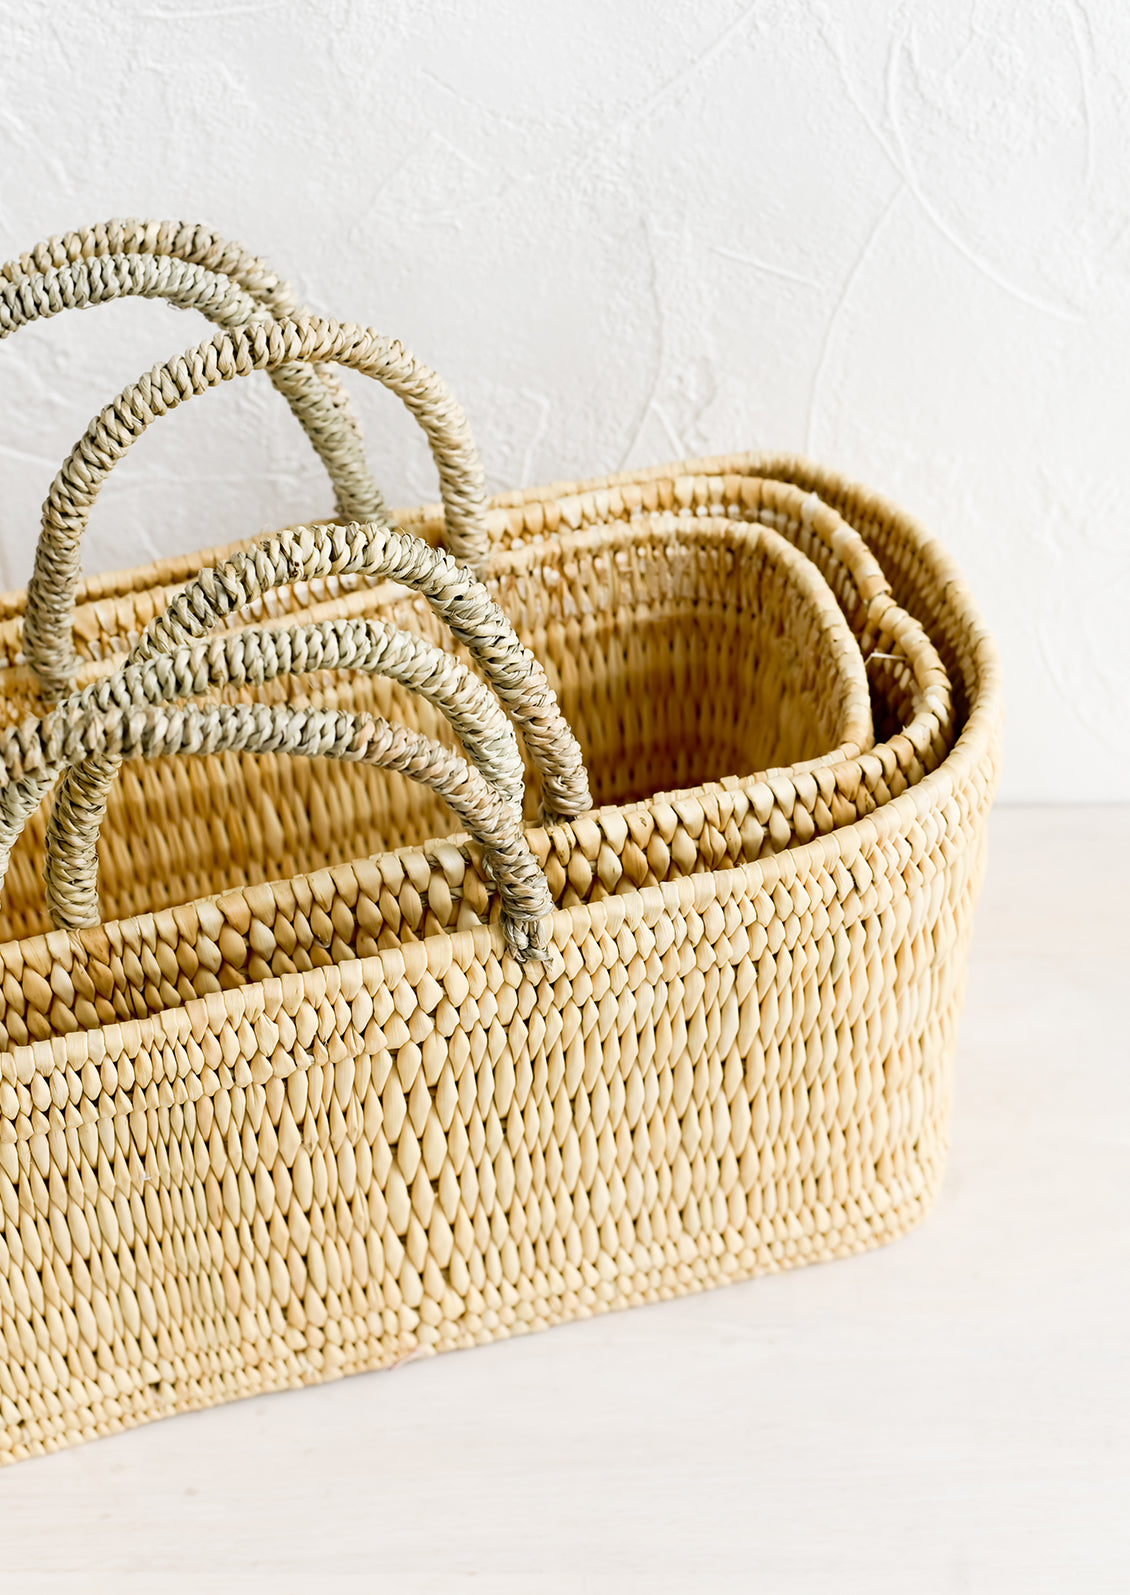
(0, 453, 1001, 1074)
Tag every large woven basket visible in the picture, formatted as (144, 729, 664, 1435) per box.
(0, 224, 1001, 1464)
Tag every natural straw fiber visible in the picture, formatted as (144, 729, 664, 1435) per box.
(0, 224, 1000, 1464)
(0, 220, 387, 556)
(2, 517, 599, 961)
(0, 322, 889, 941)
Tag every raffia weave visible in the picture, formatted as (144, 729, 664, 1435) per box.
(0, 226, 1000, 1464)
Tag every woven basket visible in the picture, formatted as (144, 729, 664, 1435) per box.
(0, 229, 1001, 1464)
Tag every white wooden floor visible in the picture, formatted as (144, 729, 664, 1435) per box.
(1, 806, 1126, 1594)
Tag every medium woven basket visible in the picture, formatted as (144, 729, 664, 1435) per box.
(0, 222, 1001, 1464)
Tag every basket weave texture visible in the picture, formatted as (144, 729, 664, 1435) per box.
(0, 225, 1000, 1464)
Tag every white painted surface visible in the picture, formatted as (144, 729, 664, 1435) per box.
(0, 2, 1126, 800)
(0, 804, 1126, 1592)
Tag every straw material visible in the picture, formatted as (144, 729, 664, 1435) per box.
(0, 220, 388, 563)
(0, 232, 1000, 1464)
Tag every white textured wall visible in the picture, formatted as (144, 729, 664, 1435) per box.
(0, 0, 1126, 802)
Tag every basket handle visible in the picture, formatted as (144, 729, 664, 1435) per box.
(34, 699, 553, 961)
(24, 317, 492, 701)
(37, 519, 588, 929)
(3, 519, 589, 953)
(1, 219, 386, 527)
(40, 612, 527, 929)
(121, 518, 589, 821)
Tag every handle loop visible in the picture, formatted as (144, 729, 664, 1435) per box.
(1, 519, 590, 955)
(129, 519, 589, 820)
(25, 316, 492, 700)
(39, 521, 586, 923)
(42, 613, 528, 928)
(1, 219, 386, 530)
(37, 700, 552, 961)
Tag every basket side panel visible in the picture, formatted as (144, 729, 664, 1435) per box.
(0, 723, 997, 1464)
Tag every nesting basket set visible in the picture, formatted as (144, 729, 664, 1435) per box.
(0, 220, 1001, 1464)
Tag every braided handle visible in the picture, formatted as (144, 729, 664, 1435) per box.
(129, 520, 590, 820)
(106, 614, 526, 801)
(2, 517, 589, 953)
(1, 219, 385, 531)
(38, 700, 553, 961)
(25, 315, 492, 700)
(42, 614, 527, 929)
(40, 519, 587, 922)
